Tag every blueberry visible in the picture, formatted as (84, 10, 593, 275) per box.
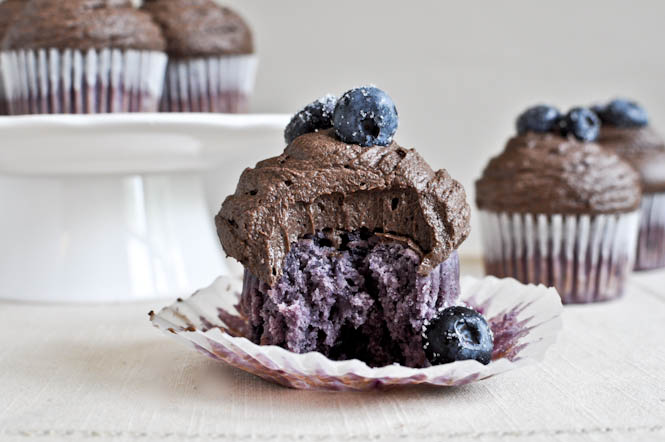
(516, 105, 561, 135)
(596, 99, 648, 128)
(284, 94, 337, 144)
(332, 86, 398, 147)
(591, 104, 606, 117)
(423, 306, 493, 366)
(561, 107, 601, 141)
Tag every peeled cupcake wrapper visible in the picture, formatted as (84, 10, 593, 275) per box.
(479, 210, 639, 304)
(150, 274, 562, 391)
(161, 54, 257, 113)
(636, 192, 665, 270)
(0, 48, 167, 114)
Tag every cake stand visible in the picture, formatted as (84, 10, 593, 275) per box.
(0, 113, 289, 302)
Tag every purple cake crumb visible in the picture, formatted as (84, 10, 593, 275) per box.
(239, 230, 460, 368)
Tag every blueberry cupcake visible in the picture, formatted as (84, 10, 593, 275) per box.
(594, 99, 665, 271)
(476, 105, 642, 304)
(0, 0, 25, 115)
(142, 0, 257, 113)
(215, 87, 495, 368)
(0, 0, 167, 114)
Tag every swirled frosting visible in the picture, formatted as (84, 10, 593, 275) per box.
(0, 0, 25, 40)
(476, 133, 641, 214)
(142, 0, 253, 58)
(216, 130, 470, 286)
(597, 126, 665, 193)
(2, 0, 166, 51)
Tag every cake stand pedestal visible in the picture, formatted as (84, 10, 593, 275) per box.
(0, 113, 289, 302)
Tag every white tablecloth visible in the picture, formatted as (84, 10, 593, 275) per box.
(1, 261, 664, 442)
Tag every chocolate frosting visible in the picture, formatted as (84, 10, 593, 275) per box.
(3, 0, 166, 51)
(216, 130, 470, 286)
(142, 0, 253, 58)
(597, 126, 665, 193)
(0, 0, 25, 40)
(476, 133, 641, 215)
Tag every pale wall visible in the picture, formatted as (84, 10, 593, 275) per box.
(219, 0, 665, 256)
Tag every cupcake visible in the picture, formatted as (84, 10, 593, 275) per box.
(215, 87, 493, 368)
(0, 0, 25, 115)
(142, 0, 257, 113)
(0, 0, 167, 114)
(476, 105, 642, 304)
(594, 99, 665, 271)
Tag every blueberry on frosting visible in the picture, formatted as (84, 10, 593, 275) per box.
(595, 99, 648, 128)
(516, 105, 561, 135)
(423, 306, 493, 366)
(516, 104, 601, 142)
(561, 107, 601, 142)
(332, 86, 398, 147)
(284, 94, 337, 144)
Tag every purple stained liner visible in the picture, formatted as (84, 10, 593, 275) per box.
(0, 63, 6, 115)
(152, 273, 563, 391)
(160, 54, 257, 113)
(0, 48, 167, 115)
(239, 231, 461, 368)
(479, 210, 639, 304)
(635, 192, 665, 270)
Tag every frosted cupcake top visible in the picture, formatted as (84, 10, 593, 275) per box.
(142, 0, 253, 58)
(594, 99, 665, 194)
(216, 87, 470, 286)
(476, 131, 641, 215)
(2, 0, 166, 51)
(0, 0, 25, 40)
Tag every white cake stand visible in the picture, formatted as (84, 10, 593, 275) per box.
(0, 113, 289, 303)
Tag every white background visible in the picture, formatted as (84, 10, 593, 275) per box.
(220, 0, 665, 256)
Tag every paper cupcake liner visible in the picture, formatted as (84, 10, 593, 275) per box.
(160, 54, 258, 113)
(150, 274, 562, 391)
(635, 192, 665, 270)
(0, 48, 167, 114)
(479, 210, 639, 304)
(0, 58, 7, 115)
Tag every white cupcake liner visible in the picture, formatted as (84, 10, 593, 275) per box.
(636, 192, 665, 270)
(160, 54, 258, 113)
(0, 57, 7, 115)
(0, 48, 167, 114)
(150, 274, 562, 391)
(479, 210, 640, 304)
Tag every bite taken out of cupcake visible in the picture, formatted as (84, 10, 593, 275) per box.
(594, 99, 665, 271)
(476, 105, 642, 304)
(215, 86, 495, 368)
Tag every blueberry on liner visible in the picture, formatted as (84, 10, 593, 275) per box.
(423, 306, 494, 365)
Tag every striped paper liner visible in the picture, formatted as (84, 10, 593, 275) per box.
(150, 274, 562, 391)
(635, 192, 665, 270)
(0, 56, 7, 115)
(479, 210, 640, 304)
(0, 48, 167, 114)
(160, 54, 257, 113)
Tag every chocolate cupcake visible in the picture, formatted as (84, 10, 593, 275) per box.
(595, 99, 665, 271)
(142, 0, 256, 113)
(0, 0, 25, 115)
(0, 0, 167, 114)
(215, 87, 481, 368)
(476, 105, 642, 304)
